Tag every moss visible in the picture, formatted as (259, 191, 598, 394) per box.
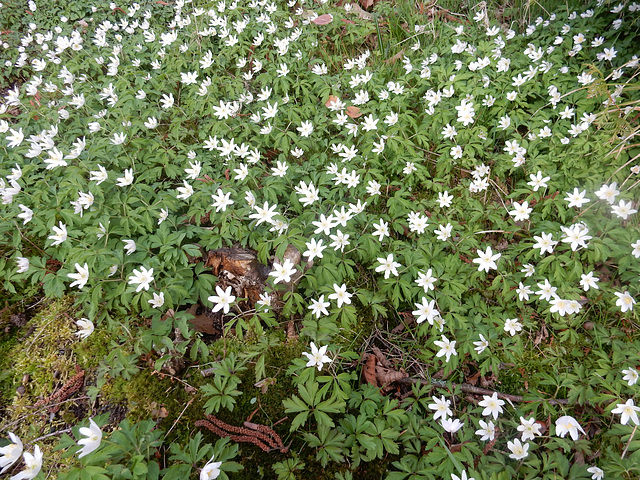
(0, 298, 82, 434)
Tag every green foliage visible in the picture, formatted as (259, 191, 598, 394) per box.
(1, 0, 640, 479)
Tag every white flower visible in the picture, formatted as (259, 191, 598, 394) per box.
(428, 396, 452, 421)
(475, 420, 496, 441)
(532, 232, 557, 255)
(478, 392, 505, 420)
(549, 297, 572, 316)
(441, 417, 464, 433)
(611, 398, 640, 426)
(375, 254, 401, 279)
(90, 165, 109, 185)
(587, 466, 603, 480)
(11, 445, 42, 480)
(328, 283, 353, 308)
(5, 128, 24, 148)
(302, 342, 332, 371)
(615, 291, 635, 312)
(161, 93, 174, 109)
(622, 367, 639, 386)
(632, 240, 640, 258)
(595, 183, 619, 204)
(416, 269, 437, 292)
(473, 246, 501, 273)
(211, 189, 234, 212)
(303, 238, 326, 262)
(438, 191, 453, 208)
(504, 318, 523, 336)
(111, 132, 126, 145)
(18, 204, 33, 225)
(329, 230, 350, 252)
(158, 209, 169, 225)
(451, 470, 474, 480)
(16, 257, 30, 274)
(200, 455, 222, 480)
(148, 292, 165, 309)
(611, 200, 638, 220)
(77, 418, 102, 458)
(176, 181, 194, 200)
(208, 285, 236, 314)
(116, 168, 134, 187)
(564, 188, 590, 208)
(560, 223, 592, 251)
(249, 202, 278, 226)
(297, 120, 313, 137)
(516, 282, 532, 301)
(123, 239, 136, 255)
(371, 219, 390, 241)
(434, 335, 457, 362)
(128, 266, 154, 292)
(308, 295, 330, 318)
(435, 223, 453, 241)
(269, 259, 297, 284)
(48, 221, 68, 246)
(0, 432, 23, 474)
(580, 272, 599, 291)
(473, 334, 489, 354)
(68, 263, 90, 289)
(555, 415, 585, 440)
(507, 438, 529, 459)
(509, 201, 532, 222)
(517, 417, 542, 442)
(412, 298, 440, 325)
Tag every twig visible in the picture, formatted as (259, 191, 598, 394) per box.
(396, 378, 569, 405)
(164, 397, 195, 439)
(31, 428, 73, 443)
(0, 396, 95, 433)
(621, 424, 637, 459)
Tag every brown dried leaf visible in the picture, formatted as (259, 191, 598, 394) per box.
(466, 371, 481, 386)
(363, 354, 378, 386)
(375, 365, 408, 385)
(372, 346, 391, 368)
(359, 0, 374, 9)
(348, 3, 373, 20)
(384, 48, 405, 65)
(325, 95, 339, 108)
(312, 14, 333, 25)
(346, 106, 362, 118)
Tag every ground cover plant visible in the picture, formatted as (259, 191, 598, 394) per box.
(1, 0, 640, 478)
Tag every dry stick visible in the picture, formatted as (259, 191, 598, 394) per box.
(164, 397, 195, 439)
(621, 424, 637, 459)
(31, 427, 73, 443)
(0, 396, 96, 434)
(396, 378, 569, 405)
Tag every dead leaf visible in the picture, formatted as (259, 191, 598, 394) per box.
(346, 106, 362, 118)
(312, 14, 333, 25)
(286, 320, 298, 340)
(325, 94, 339, 108)
(466, 371, 481, 386)
(375, 365, 408, 385)
(359, 0, 374, 9)
(372, 346, 391, 368)
(348, 3, 374, 20)
(363, 354, 378, 386)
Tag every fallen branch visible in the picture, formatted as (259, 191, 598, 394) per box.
(396, 378, 569, 405)
(31, 428, 73, 443)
